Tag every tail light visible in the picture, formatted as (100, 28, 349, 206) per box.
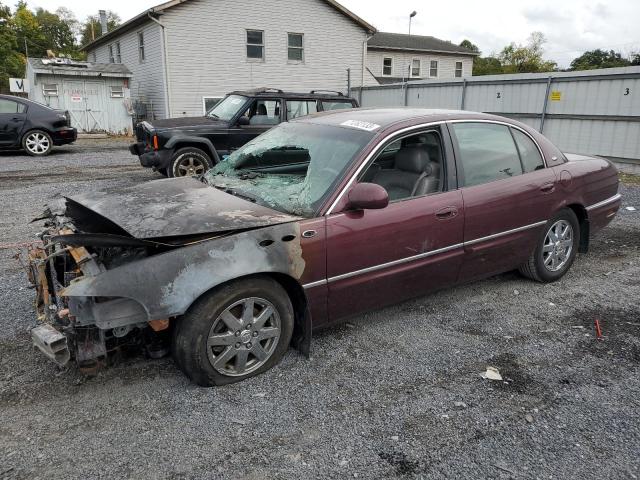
(153, 135, 159, 151)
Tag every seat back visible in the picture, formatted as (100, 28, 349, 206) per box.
(370, 147, 430, 201)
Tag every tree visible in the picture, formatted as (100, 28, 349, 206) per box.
(13, 1, 47, 57)
(631, 53, 640, 66)
(569, 49, 631, 70)
(35, 7, 78, 57)
(80, 11, 120, 47)
(459, 39, 480, 54)
(498, 32, 557, 73)
(0, 2, 24, 91)
(473, 56, 504, 76)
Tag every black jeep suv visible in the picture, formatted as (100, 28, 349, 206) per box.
(129, 88, 358, 177)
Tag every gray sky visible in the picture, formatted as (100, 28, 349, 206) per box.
(20, 0, 640, 67)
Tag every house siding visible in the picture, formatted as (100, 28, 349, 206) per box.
(162, 0, 368, 117)
(88, 22, 167, 119)
(366, 49, 474, 85)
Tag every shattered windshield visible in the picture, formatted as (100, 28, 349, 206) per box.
(206, 94, 248, 120)
(203, 122, 375, 216)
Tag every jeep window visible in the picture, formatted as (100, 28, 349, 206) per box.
(321, 101, 353, 111)
(206, 94, 248, 120)
(204, 122, 374, 216)
(246, 30, 264, 60)
(286, 100, 317, 120)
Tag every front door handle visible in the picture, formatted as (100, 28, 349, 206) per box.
(435, 206, 458, 220)
(540, 183, 555, 194)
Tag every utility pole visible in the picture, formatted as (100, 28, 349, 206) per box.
(402, 11, 417, 102)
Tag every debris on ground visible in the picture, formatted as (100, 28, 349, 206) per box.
(595, 319, 603, 339)
(454, 401, 468, 409)
(480, 366, 503, 381)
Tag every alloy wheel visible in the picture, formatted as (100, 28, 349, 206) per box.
(25, 132, 50, 155)
(542, 219, 573, 272)
(206, 297, 281, 377)
(176, 155, 206, 176)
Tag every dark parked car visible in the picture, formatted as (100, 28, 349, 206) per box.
(129, 87, 358, 177)
(0, 94, 76, 156)
(28, 108, 620, 386)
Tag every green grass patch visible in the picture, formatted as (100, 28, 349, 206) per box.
(620, 172, 640, 186)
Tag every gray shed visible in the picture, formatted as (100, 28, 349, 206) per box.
(26, 58, 133, 135)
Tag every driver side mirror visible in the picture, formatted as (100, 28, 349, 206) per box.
(237, 116, 250, 126)
(347, 183, 389, 210)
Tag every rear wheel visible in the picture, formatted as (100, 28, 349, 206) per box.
(169, 147, 212, 177)
(519, 208, 580, 282)
(22, 130, 52, 156)
(172, 277, 294, 386)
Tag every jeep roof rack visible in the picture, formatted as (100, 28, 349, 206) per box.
(310, 90, 344, 96)
(253, 87, 284, 94)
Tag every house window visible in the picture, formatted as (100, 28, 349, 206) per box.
(90, 52, 96, 63)
(108, 44, 115, 63)
(382, 57, 392, 76)
(430, 60, 438, 77)
(411, 59, 421, 77)
(110, 86, 124, 98)
(455, 61, 463, 77)
(203, 96, 223, 114)
(288, 33, 304, 61)
(43, 84, 59, 96)
(246, 30, 264, 60)
(138, 31, 145, 62)
(115, 42, 121, 63)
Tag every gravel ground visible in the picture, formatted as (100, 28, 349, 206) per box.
(1, 140, 639, 480)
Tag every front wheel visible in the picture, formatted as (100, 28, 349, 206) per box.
(169, 147, 212, 177)
(172, 277, 294, 386)
(519, 208, 580, 283)
(22, 130, 53, 156)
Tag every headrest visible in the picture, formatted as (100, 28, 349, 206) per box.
(395, 147, 430, 173)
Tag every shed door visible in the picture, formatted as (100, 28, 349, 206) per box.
(64, 80, 88, 131)
(84, 81, 106, 132)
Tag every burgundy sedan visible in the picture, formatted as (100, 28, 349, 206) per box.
(28, 109, 620, 386)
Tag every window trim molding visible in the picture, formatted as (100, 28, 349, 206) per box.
(137, 30, 146, 63)
(115, 41, 122, 63)
(42, 83, 59, 97)
(108, 43, 115, 64)
(410, 58, 421, 78)
(287, 32, 304, 63)
(382, 56, 393, 76)
(246, 29, 265, 62)
(454, 61, 463, 78)
(429, 59, 439, 78)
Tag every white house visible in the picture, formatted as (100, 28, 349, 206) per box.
(84, 0, 375, 119)
(365, 32, 478, 85)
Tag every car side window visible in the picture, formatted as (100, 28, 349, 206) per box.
(243, 99, 281, 126)
(286, 100, 318, 120)
(0, 99, 24, 114)
(321, 101, 353, 111)
(512, 128, 545, 172)
(451, 122, 523, 187)
(359, 130, 444, 202)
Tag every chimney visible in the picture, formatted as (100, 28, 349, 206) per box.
(99, 10, 108, 36)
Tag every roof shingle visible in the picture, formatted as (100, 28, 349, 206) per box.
(368, 32, 478, 56)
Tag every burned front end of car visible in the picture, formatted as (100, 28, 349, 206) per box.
(27, 200, 170, 370)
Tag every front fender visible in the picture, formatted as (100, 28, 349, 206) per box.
(165, 135, 221, 163)
(62, 223, 305, 320)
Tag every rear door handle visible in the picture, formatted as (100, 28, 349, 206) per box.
(540, 183, 555, 193)
(436, 206, 458, 220)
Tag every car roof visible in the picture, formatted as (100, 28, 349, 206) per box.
(294, 108, 516, 129)
(228, 88, 356, 101)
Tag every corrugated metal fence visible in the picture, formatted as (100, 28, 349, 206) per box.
(355, 66, 640, 169)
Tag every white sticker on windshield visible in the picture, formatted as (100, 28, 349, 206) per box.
(340, 120, 381, 131)
(230, 98, 243, 104)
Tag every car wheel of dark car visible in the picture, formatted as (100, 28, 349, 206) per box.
(169, 147, 212, 177)
(22, 130, 53, 156)
(172, 276, 294, 386)
(519, 208, 580, 283)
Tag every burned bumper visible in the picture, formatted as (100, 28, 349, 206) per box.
(26, 221, 163, 369)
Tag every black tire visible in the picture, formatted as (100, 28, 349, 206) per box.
(168, 147, 212, 178)
(519, 208, 580, 283)
(172, 276, 294, 386)
(22, 130, 53, 156)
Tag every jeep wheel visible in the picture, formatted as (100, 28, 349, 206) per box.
(172, 277, 294, 386)
(169, 147, 212, 177)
